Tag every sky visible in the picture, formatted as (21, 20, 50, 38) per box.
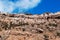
(0, 0, 60, 14)
(27, 0, 60, 14)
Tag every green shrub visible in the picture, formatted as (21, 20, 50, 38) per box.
(48, 23, 57, 27)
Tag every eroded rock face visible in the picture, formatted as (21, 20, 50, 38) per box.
(0, 12, 60, 40)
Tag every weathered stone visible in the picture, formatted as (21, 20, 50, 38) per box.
(0, 12, 59, 40)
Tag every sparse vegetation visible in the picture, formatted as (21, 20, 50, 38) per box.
(19, 22, 29, 26)
(0, 13, 59, 40)
(48, 23, 57, 27)
(56, 30, 60, 37)
(44, 35, 49, 40)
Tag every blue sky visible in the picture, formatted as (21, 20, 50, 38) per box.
(0, 0, 60, 14)
(27, 0, 60, 14)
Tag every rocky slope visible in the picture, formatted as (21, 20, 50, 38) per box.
(0, 12, 60, 40)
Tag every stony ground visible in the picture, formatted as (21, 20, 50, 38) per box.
(0, 12, 60, 40)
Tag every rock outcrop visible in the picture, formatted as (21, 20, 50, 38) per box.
(0, 12, 60, 40)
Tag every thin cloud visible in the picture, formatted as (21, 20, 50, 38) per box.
(0, 0, 41, 13)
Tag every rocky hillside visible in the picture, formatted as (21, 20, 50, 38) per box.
(0, 12, 60, 40)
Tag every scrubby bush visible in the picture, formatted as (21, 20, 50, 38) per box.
(19, 22, 29, 26)
(44, 35, 49, 40)
(0, 21, 12, 30)
(56, 30, 60, 37)
(48, 23, 57, 27)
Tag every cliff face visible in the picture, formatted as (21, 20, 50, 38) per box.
(0, 12, 60, 40)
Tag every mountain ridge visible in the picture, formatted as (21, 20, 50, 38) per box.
(0, 12, 60, 40)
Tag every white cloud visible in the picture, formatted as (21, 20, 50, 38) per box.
(0, 0, 41, 13)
